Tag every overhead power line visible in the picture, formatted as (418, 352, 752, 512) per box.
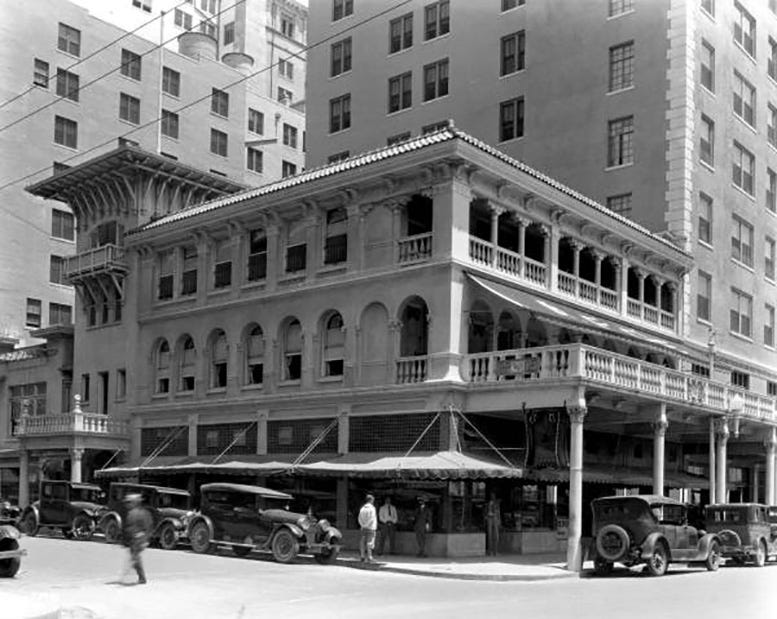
(0, 0, 414, 194)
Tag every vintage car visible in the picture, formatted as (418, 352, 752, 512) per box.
(0, 524, 24, 577)
(0, 497, 20, 526)
(98, 482, 194, 550)
(591, 494, 721, 576)
(187, 482, 342, 564)
(19, 480, 106, 540)
(704, 503, 777, 566)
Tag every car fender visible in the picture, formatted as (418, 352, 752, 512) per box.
(278, 522, 304, 538)
(188, 514, 214, 540)
(157, 516, 185, 533)
(20, 505, 39, 527)
(99, 511, 122, 531)
(697, 533, 720, 557)
(640, 532, 671, 561)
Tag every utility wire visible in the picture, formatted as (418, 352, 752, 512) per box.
(0, 0, 191, 111)
(0, 0, 246, 134)
(0, 0, 414, 193)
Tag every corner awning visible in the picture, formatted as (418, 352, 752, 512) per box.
(95, 455, 294, 479)
(468, 274, 693, 357)
(295, 451, 523, 480)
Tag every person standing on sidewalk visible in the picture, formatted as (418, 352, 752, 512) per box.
(121, 493, 152, 584)
(413, 498, 432, 557)
(358, 494, 377, 562)
(377, 496, 398, 555)
(485, 492, 502, 556)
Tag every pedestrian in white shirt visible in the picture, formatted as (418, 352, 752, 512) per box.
(357, 494, 377, 562)
(377, 497, 398, 555)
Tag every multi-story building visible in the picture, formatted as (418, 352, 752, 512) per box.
(0, 0, 306, 495)
(23, 127, 777, 566)
(305, 2, 777, 440)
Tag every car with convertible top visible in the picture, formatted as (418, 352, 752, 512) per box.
(19, 480, 106, 540)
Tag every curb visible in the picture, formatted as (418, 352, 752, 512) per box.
(340, 560, 580, 582)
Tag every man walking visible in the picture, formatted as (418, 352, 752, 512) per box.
(413, 498, 432, 557)
(122, 493, 152, 584)
(377, 496, 398, 555)
(485, 492, 501, 556)
(357, 494, 377, 563)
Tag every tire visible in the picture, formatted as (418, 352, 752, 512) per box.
(645, 542, 669, 576)
(593, 558, 613, 576)
(754, 539, 767, 568)
(158, 523, 178, 551)
(20, 511, 38, 537)
(232, 545, 252, 558)
(189, 521, 213, 554)
(103, 518, 121, 545)
(62, 528, 74, 540)
(71, 514, 95, 541)
(705, 540, 721, 572)
(314, 547, 339, 565)
(271, 529, 299, 564)
(595, 524, 630, 562)
(0, 539, 20, 578)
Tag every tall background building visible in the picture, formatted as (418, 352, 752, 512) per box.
(306, 0, 777, 398)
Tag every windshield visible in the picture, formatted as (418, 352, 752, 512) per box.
(158, 492, 191, 510)
(71, 488, 104, 503)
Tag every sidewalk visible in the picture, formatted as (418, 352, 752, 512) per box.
(339, 551, 581, 581)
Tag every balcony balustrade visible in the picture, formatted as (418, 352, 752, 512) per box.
(398, 233, 433, 264)
(396, 355, 428, 384)
(64, 244, 127, 281)
(14, 411, 129, 437)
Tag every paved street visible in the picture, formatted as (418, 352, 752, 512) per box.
(0, 537, 774, 619)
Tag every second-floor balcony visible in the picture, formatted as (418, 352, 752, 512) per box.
(14, 411, 129, 437)
(64, 244, 128, 283)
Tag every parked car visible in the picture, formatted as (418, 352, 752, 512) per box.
(0, 524, 24, 577)
(0, 497, 20, 526)
(187, 482, 342, 564)
(98, 482, 193, 550)
(590, 494, 722, 576)
(704, 503, 777, 567)
(19, 480, 106, 540)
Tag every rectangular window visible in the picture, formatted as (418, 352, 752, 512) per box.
(730, 288, 753, 337)
(607, 116, 634, 166)
(332, 0, 353, 21)
(200, 20, 216, 37)
(281, 14, 295, 39)
(501, 31, 525, 76)
(701, 40, 714, 92)
(606, 193, 632, 216)
(766, 305, 775, 347)
(161, 110, 179, 138)
(213, 241, 232, 288)
(181, 246, 197, 295)
(58, 23, 81, 56)
(52, 209, 74, 240)
(247, 229, 267, 281)
(324, 208, 348, 265)
(388, 72, 412, 113)
(211, 88, 229, 117)
(424, 1, 450, 41)
(282, 160, 296, 177)
(54, 115, 77, 148)
(731, 214, 754, 267)
(286, 245, 306, 273)
(701, 0, 714, 17)
(246, 147, 263, 173)
(502, 0, 525, 10)
(174, 8, 192, 29)
(248, 108, 264, 134)
(34, 59, 49, 88)
(49, 302, 72, 326)
(700, 114, 714, 166)
(278, 86, 293, 104)
(25, 298, 42, 328)
(327, 151, 350, 164)
(119, 92, 140, 124)
(387, 132, 411, 146)
(133, 0, 152, 12)
(769, 104, 777, 148)
(731, 371, 750, 389)
(158, 251, 174, 300)
(81, 373, 90, 402)
(50, 255, 66, 284)
(389, 14, 413, 54)
(770, 37, 777, 81)
(769, 381, 777, 396)
(423, 59, 449, 101)
(120, 49, 141, 80)
(698, 192, 712, 245)
(768, 168, 777, 213)
(766, 236, 776, 280)
(732, 141, 755, 195)
(210, 128, 228, 156)
(116, 369, 127, 400)
(499, 97, 524, 142)
(609, 41, 634, 91)
(608, 0, 633, 17)
(329, 94, 351, 133)
(279, 58, 294, 79)
(697, 271, 711, 322)
(283, 123, 298, 148)
(162, 67, 180, 96)
(331, 38, 352, 76)
(422, 121, 448, 135)
(223, 21, 235, 45)
(734, 2, 755, 57)
(733, 71, 755, 127)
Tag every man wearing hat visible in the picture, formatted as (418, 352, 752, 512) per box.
(413, 497, 432, 557)
(122, 493, 152, 584)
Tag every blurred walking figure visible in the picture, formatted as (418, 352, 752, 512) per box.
(122, 493, 152, 584)
(377, 497, 398, 555)
(414, 498, 432, 557)
(358, 494, 377, 563)
(485, 492, 501, 556)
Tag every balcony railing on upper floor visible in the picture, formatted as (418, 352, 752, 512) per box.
(396, 355, 428, 383)
(14, 411, 129, 437)
(469, 237, 548, 286)
(398, 233, 433, 264)
(64, 244, 127, 282)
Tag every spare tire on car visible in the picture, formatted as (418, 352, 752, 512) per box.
(596, 524, 630, 562)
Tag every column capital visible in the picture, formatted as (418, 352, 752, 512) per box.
(565, 405, 587, 424)
(716, 417, 730, 441)
(764, 427, 777, 452)
(489, 203, 506, 217)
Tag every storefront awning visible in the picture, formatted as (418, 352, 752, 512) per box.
(294, 451, 523, 480)
(95, 455, 294, 479)
(524, 465, 709, 489)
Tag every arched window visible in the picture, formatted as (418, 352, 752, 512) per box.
(179, 335, 196, 392)
(399, 297, 429, 356)
(468, 301, 493, 354)
(155, 340, 171, 394)
(246, 325, 264, 385)
(322, 312, 345, 377)
(283, 318, 302, 381)
(210, 330, 228, 389)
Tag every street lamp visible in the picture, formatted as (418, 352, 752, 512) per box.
(729, 392, 745, 439)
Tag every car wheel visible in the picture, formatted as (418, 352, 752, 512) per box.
(314, 547, 339, 565)
(593, 558, 613, 576)
(158, 523, 178, 551)
(271, 529, 299, 564)
(62, 528, 74, 540)
(645, 542, 669, 576)
(0, 538, 20, 578)
(189, 521, 213, 554)
(754, 539, 767, 568)
(20, 511, 38, 537)
(103, 518, 121, 544)
(71, 514, 95, 541)
(595, 524, 630, 562)
(704, 540, 721, 572)
(232, 545, 252, 558)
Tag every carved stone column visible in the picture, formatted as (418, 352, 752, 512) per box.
(765, 428, 777, 505)
(716, 418, 730, 504)
(489, 204, 504, 267)
(566, 399, 587, 572)
(18, 450, 29, 508)
(652, 405, 668, 495)
(517, 217, 528, 278)
(709, 416, 716, 504)
(70, 448, 84, 483)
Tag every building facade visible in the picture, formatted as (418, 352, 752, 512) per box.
(305, 0, 777, 424)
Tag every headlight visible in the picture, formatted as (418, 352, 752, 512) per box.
(297, 516, 313, 531)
